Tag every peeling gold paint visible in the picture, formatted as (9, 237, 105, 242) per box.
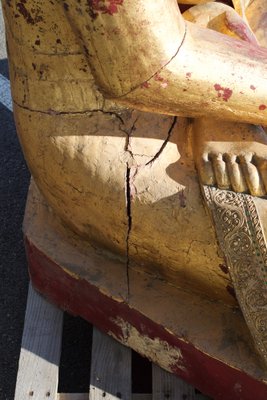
(110, 317, 187, 373)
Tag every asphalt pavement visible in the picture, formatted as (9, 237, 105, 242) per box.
(0, 2, 31, 397)
(0, 5, 6, 60)
(0, 75, 30, 400)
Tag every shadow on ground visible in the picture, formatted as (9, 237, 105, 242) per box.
(0, 58, 9, 79)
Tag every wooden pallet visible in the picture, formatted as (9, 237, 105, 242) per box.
(14, 284, 211, 400)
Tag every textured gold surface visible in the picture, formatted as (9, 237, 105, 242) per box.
(3, 0, 267, 365)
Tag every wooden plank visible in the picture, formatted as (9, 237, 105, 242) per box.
(89, 328, 131, 400)
(15, 283, 64, 400)
(152, 364, 197, 400)
(58, 394, 88, 400)
(58, 394, 151, 400)
(132, 395, 152, 400)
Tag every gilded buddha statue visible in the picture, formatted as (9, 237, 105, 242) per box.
(2, 0, 267, 398)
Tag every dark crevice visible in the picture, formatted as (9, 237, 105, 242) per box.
(123, 118, 139, 302)
(121, 116, 139, 149)
(124, 116, 176, 301)
(145, 116, 177, 166)
(58, 314, 92, 393)
(13, 99, 124, 123)
(126, 163, 132, 301)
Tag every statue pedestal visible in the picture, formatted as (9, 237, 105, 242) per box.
(24, 181, 267, 400)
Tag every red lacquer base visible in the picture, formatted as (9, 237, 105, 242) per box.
(24, 182, 267, 400)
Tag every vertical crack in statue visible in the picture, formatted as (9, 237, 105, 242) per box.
(2, 0, 267, 398)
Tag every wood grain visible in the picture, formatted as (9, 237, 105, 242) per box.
(14, 284, 63, 400)
(132, 395, 152, 400)
(152, 364, 198, 400)
(89, 328, 131, 400)
(58, 394, 88, 400)
(58, 394, 151, 400)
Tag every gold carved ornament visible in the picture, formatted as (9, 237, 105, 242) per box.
(203, 186, 267, 366)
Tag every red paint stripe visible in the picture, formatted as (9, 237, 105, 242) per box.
(25, 237, 267, 400)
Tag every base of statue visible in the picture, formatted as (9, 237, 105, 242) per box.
(24, 180, 267, 400)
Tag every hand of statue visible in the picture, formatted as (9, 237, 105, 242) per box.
(62, 0, 267, 126)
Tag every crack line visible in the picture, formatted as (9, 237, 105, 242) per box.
(112, 23, 187, 99)
(124, 117, 139, 302)
(13, 99, 124, 123)
(145, 116, 177, 166)
(125, 164, 132, 302)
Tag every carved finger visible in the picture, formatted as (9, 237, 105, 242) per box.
(240, 154, 265, 196)
(211, 153, 231, 189)
(255, 157, 267, 195)
(225, 154, 248, 193)
(197, 155, 216, 186)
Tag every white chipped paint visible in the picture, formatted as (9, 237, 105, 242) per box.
(0, 73, 12, 111)
(110, 317, 186, 373)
